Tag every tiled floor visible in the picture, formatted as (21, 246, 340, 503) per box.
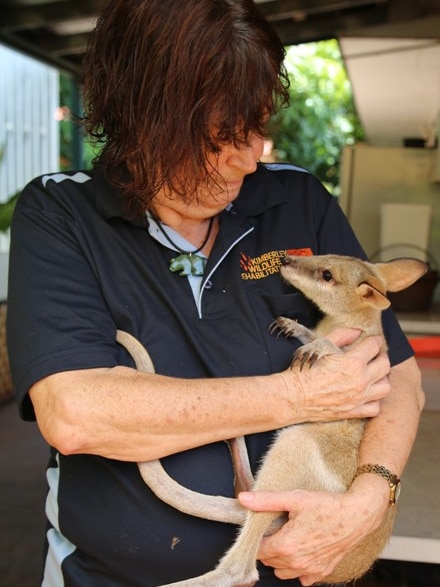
(1, 355, 439, 587)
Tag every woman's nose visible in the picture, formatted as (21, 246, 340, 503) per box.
(227, 140, 263, 173)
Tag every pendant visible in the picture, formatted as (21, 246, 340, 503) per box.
(169, 253, 207, 277)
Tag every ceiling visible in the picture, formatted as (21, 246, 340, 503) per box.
(1, 0, 440, 76)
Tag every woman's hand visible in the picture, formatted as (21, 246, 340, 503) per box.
(280, 329, 391, 424)
(239, 474, 390, 586)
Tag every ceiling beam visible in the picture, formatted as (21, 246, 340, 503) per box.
(0, 0, 439, 76)
(0, 29, 81, 75)
(273, 2, 390, 45)
(0, 0, 103, 32)
(257, 0, 390, 22)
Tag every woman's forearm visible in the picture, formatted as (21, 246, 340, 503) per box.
(357, 356, 424, 475)
(350, 356, 424, 511)
(29, 334, 392, 462)
(30, 367, 293, 460)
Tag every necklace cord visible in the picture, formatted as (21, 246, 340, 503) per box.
(154, 216, 214, 256)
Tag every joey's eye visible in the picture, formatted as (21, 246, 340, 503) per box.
(322, 270, 333, 282)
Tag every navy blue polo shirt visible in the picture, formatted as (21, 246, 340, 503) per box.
(7, 163, 413, 586)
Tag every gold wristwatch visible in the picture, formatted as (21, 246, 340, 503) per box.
(353, 464, 401, 505)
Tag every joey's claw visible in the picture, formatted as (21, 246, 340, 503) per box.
(307, 352, 319, 368)
(271, 317, 317, 345)
(308, 353, 317, 368)
(269, 320, 282, 337)
(269, 317, 294, 338)
(268, 320, 278, 335)
(291, 338, 342, 371)
(292, 350, 318, 371)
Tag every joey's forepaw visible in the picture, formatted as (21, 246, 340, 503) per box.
(270, 317, 315, 344)
(269, 316, 297, 338)
(292, 339, 341, 370)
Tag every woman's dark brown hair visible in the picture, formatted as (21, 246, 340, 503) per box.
(81, 0, 289, 212)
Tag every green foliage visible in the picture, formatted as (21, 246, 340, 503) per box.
(271, 40, 364, 195)
(59, 74, 72, 170)
(0, 146, 19, 233)
(0, 192, 19, 232)
(59, 73, 100, 171)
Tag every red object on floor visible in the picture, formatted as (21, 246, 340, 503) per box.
(409, 337, 440, 358)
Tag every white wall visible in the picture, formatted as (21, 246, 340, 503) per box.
(340, 38, 440, 147)
(0, 43, 59, 300)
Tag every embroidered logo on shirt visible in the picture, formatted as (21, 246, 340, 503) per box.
(240, 248, 312, 280)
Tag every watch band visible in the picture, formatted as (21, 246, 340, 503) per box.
(353, 464, 401, 505)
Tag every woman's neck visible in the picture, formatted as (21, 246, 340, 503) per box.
(150, 202, 219, 256)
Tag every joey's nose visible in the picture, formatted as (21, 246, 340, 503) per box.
(281, 256, 292, 266)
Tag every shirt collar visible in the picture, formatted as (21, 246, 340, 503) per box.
(95, 164, 287, 225)
(232, 163, 287, 216)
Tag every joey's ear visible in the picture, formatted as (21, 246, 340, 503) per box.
(374, 259, 428, 292)
(357, 283, 391, 310)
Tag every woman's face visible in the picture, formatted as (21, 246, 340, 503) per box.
(153, 134, 265, 221)
(205, 133, 265, 206)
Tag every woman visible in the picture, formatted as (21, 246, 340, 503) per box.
(7, 1, 424, 586)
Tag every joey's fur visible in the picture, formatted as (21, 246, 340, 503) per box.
(116, 254, 427, 587)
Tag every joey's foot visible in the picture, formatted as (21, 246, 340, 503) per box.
(292, 338, 341, 370)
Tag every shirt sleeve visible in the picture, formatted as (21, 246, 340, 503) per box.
(7, 176, 120, 421)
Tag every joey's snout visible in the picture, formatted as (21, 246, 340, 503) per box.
(281, 256, 303, 271)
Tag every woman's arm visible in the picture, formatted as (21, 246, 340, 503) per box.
(356, 355, 425, 473)
(240, 356, 424, 586)
(29, 330, 390, 461)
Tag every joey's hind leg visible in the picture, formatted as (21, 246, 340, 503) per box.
(210, 509, 282, 587)
(212, 425, 347, 587)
